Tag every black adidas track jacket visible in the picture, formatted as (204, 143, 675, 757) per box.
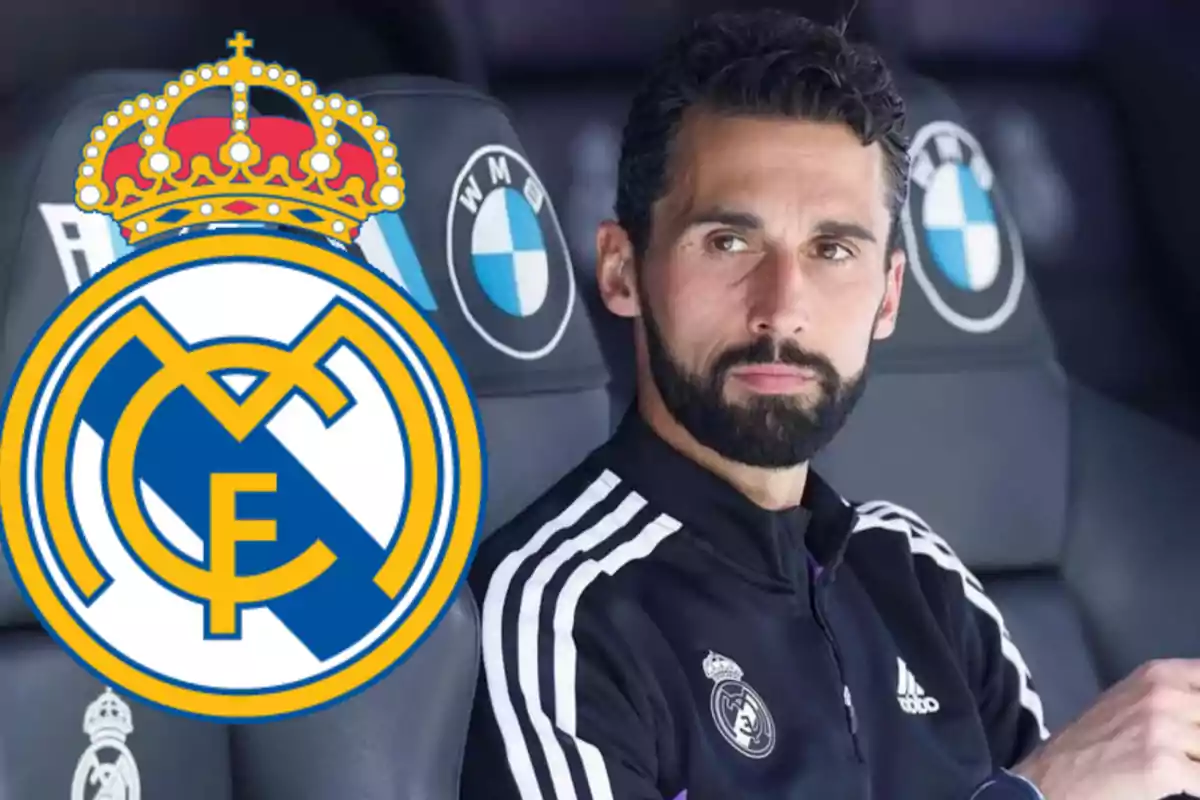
(461, 413, 1049, 799)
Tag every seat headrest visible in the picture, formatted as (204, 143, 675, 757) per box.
(815, 72, 1070, 573)
(875, 71, 1059, 373)
(0, 72, 242, 394)
(332, 76, 609, 396)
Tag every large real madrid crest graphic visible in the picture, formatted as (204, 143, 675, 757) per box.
(0, 33, 485, 721)
(901, 120, 1026, 334)
(446, 144, 576, 361)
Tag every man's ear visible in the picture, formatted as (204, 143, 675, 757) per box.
(872, 247, 906, 340)
(596, 220, 640, 319)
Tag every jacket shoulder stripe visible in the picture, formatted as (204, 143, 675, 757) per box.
(553, 511, 682, 797)
(854, 501, 1050, 740)
(480, 470, 623, 800)
(481, 468, 682, 800)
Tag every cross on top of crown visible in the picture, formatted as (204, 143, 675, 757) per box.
(227, 31, 254, 59)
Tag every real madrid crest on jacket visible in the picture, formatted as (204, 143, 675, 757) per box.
(463, 413, 1048, 800)
(702, 651, 776, 760)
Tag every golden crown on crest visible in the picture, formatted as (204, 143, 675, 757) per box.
(73, 31, 405, 245)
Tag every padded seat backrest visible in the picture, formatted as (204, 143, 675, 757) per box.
(926, 68, 1200, 440)
(331, 75, 616, 534)
(0, 70, 612, 798)
(810, 72, 1100, 733)
(814, 72, 1200, 730)
(500, 85, 635, 419)
(857, 0, 1200, 439)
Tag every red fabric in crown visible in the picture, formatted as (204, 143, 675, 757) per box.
(100, 116, 379, 201)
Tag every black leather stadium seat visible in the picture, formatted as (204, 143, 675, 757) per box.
(499, 84, 636, 419)
(1097, 7, 1200, 398)
(858, 0, 1200, 441)
(812, 73, 1200, 730)
(936, 76, 1200, 441)
(0, 69, 611, 797)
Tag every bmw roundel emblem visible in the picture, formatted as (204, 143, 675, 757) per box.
(901, 120, 1025, 334)
(446, 144, 576, 360)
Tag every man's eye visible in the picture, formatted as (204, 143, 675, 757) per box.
(815, 241, 854, 262)
(709, 233, 750, 254)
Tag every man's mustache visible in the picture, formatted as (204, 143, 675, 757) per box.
(711, 337, 839, 382)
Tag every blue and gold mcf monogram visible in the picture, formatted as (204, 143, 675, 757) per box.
(0, 33, 485, 721)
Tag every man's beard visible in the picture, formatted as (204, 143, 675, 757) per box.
(642, 307, 870, 469)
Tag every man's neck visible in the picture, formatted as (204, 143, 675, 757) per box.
(636, 393, 809, 512)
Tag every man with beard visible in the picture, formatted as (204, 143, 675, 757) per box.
(460, 10, 1200, 800)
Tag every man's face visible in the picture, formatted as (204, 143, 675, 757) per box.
(609, 112, 904, 468)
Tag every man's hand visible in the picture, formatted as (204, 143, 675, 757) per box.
(1011, 658, 1200, 799)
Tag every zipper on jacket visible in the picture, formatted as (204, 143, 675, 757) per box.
(810, 571, 867, 764)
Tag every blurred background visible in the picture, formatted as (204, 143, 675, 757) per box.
(2, 0, 1200, 443)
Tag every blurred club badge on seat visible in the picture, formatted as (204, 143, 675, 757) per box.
(0, 32, 485, 721)
(72, 687, 140, 800)
(447, 144, 575, 360)
(901, 120, 1025, 334)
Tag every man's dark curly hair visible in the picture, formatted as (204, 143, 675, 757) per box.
(616, 9, 910, 259)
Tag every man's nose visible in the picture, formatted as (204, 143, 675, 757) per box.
(747, 251, 809, 337)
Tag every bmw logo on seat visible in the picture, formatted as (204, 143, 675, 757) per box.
(446, 144, 575, 360)
(901, 121, 1025, 334)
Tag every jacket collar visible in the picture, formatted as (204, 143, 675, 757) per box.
(601, 412, 858, 589)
